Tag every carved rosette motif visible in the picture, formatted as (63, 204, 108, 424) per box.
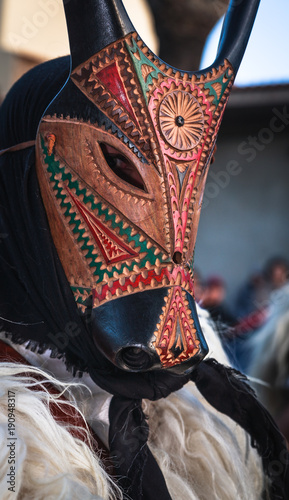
(36, 31, 234, 368)
(148, 79, 212, 162)
(159, 91, 204, 151)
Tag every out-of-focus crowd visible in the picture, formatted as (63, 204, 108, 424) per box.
(195, 256, 289, 444)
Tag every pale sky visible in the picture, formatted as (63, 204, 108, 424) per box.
(201, 0, 289, 86)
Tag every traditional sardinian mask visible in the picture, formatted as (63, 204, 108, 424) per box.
(35, 0, 259, 372)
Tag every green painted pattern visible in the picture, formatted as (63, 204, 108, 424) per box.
(70, 285, 91, 307)
(126, 38, 165, 103)
(204, 68, 233, 108)
(41, 137, 170, 288)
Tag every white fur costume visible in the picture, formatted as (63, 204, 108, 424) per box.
(0, 306, 265, 499)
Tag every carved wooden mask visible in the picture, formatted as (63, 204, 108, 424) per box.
(35, 0, 260, 372)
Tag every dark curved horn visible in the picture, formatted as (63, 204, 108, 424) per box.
(64, 0, 260, 76)
(213, 0, 261, 74)
(63, 0, 135, 70)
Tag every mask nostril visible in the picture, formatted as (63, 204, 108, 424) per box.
(173, 251, 182, 264)
(119, 346, 154, 371)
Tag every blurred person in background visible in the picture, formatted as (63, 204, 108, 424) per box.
(234, 256, 289, 337)
(263, 256, 289, 291)
(235, 270, 267, 320)
(247, 280, 289, 444)
(201, 276, 236, 327)
(228, 256, 289, 371)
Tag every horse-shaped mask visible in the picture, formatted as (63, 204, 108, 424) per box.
(35, 0, 260, 372)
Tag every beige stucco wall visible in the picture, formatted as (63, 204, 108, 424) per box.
(0, 0, 158, 98)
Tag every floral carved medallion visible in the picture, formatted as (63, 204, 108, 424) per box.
(159, 91, 204, 151)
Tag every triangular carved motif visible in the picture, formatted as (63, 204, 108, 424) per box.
(66, 188, 139, 265)
(94, 62, 138, 125)
(154, 286, 199, 367)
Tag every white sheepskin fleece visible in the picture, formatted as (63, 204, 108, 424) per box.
(0, 306, 266, 499)
(196, 304, 230, 365)
(146, 386, 264, 500)
(0, 364, 120, 500)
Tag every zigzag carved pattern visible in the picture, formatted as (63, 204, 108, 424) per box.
(92, 265, 194, 306)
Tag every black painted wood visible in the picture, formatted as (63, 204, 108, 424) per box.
(212, 0, 261, 74)
(63, 0, 134, 70)
(63, 0, 260, 77)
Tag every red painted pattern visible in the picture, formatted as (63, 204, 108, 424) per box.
(148, 79, 214, 257)
(66, 187, 139, 265)
(95, 62, 138, 124)
(166, 160, 200, 255)
(170, 115, 214, 255)
(92, 266, 194, 304)
(155, 286, 200, 367)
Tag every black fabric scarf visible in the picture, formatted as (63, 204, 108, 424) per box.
(0, 60, 289, 500)
(107, 362, 289, 500)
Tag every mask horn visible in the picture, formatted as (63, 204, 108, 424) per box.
(208, 0, 260, 75)
(63, 0, 135, 70)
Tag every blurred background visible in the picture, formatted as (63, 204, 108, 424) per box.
(0, 0, 289, 321)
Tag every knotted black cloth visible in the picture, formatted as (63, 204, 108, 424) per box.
(106, 360, 289, 500)
(191, 361, 289, 500)
(1, 59, 289, 500)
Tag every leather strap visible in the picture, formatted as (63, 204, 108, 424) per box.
(0, 141, 36, 157)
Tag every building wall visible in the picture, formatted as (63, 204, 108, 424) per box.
(195, 105, 289, 308)
(0, 0, 157, 100)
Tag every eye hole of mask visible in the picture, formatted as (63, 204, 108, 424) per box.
(100, 143, 147, 192)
